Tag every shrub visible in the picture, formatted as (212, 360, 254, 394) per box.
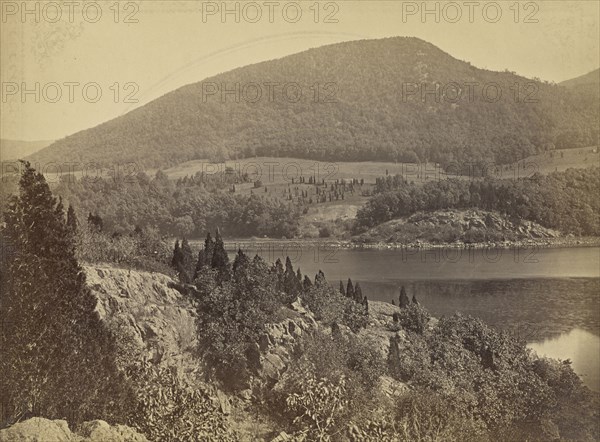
(125, 361, 236, 441)
(285, 375, 348, 441)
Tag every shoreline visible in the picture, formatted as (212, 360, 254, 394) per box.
(221, 236, 600, 251)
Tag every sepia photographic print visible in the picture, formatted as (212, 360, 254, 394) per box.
(1, 1, 599, 440)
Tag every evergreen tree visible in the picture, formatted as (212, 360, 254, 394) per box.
(283, 256, 301, 303)
(203, 231, 215, 266)
(363, 296, 369, 314)
(180, 238, 194, 282)
(0, 162, 128, 425)
(66, 204, 78, 235)
(399, 286, 410, 308)
(171, 239, 182, 269)
(296, 267, 302, 282)
(303, 275, 313, 291)
(211, 228, 230, 278)
(233, 248, 250, 278)
(412, 294, 419, 305)
(314, 270, 326, 286)
(339, 280, 346, 296)
(346, 279, 355, 300)
(354, 282, 363, 304)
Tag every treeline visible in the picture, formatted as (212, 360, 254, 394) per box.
(50, 170, 300, 238)
(357, 167, 600, 235)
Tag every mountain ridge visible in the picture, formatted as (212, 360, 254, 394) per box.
(26, 37, 599, 170)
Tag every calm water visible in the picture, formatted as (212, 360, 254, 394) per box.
(220, 242, 600, 390)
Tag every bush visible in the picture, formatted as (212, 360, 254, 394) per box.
(125, 361, 236, 441)
(285, 375, 348, 441)
(273, 330, 384, 439)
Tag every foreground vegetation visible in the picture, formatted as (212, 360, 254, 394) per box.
(1, 163, 598, 441)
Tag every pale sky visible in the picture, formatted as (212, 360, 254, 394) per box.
(1, 0, 599, 142)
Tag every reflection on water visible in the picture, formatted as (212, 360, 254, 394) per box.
(529, 329, 600, 391)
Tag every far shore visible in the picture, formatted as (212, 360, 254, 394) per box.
(216, 235, 600, 251)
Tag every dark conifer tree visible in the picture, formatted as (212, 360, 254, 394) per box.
(412, 294, 419, 305)
(233, 248, 250, 278)
(354, 282, 363, 304)
(315, 270, 326, 286)
(171, 239, 182, 269)
(296, 267, 302, 282)
(66, 204, 78, 235)
(0, 161, 128, 424)
(180, 238, 194, 281)
(303, 275, 313, 291)
(399, 286, 410, 308)
(339, 280, 345, 296)
(211, 228, 230, 279)
(203, 231, 215, 266)
(363, 296, 369, 314)
(283, 257, 301, 303)
(346, 279, 355, 300)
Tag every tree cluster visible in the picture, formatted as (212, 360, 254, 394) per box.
(357, 167, 600, 235)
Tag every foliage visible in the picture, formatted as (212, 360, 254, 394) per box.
(125, 361, 236, 442)
(275, 331, 385, 440)
(285, 375, 349, 441)
(357, 167, 600, 235)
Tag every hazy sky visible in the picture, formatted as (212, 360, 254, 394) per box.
(1, 0, 599, 142)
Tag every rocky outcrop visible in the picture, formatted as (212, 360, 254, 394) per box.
(252, 301, 319, 383)
(355, 209, 562, 246)
(84, 266, 198, 375)
(0, 418, 148, 441)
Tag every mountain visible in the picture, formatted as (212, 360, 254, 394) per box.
(26, 37, 599, 170)
(1, 139, 54, 161)
(560, 68, 600, 89)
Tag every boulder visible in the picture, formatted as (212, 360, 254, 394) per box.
(0, 418, 148, 442)
(0, 418, 72, 442)
(77, 420, 148, 441)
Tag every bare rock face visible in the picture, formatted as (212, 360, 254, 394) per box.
(255, 304, 319, 383)
(84, 266, 198, 376)
(0, 418, 148, 441)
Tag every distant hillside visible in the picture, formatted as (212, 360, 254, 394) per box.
(27, 37, 599, 170)
(560, 68, 600, 89)
(1, 139, 53, 161)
